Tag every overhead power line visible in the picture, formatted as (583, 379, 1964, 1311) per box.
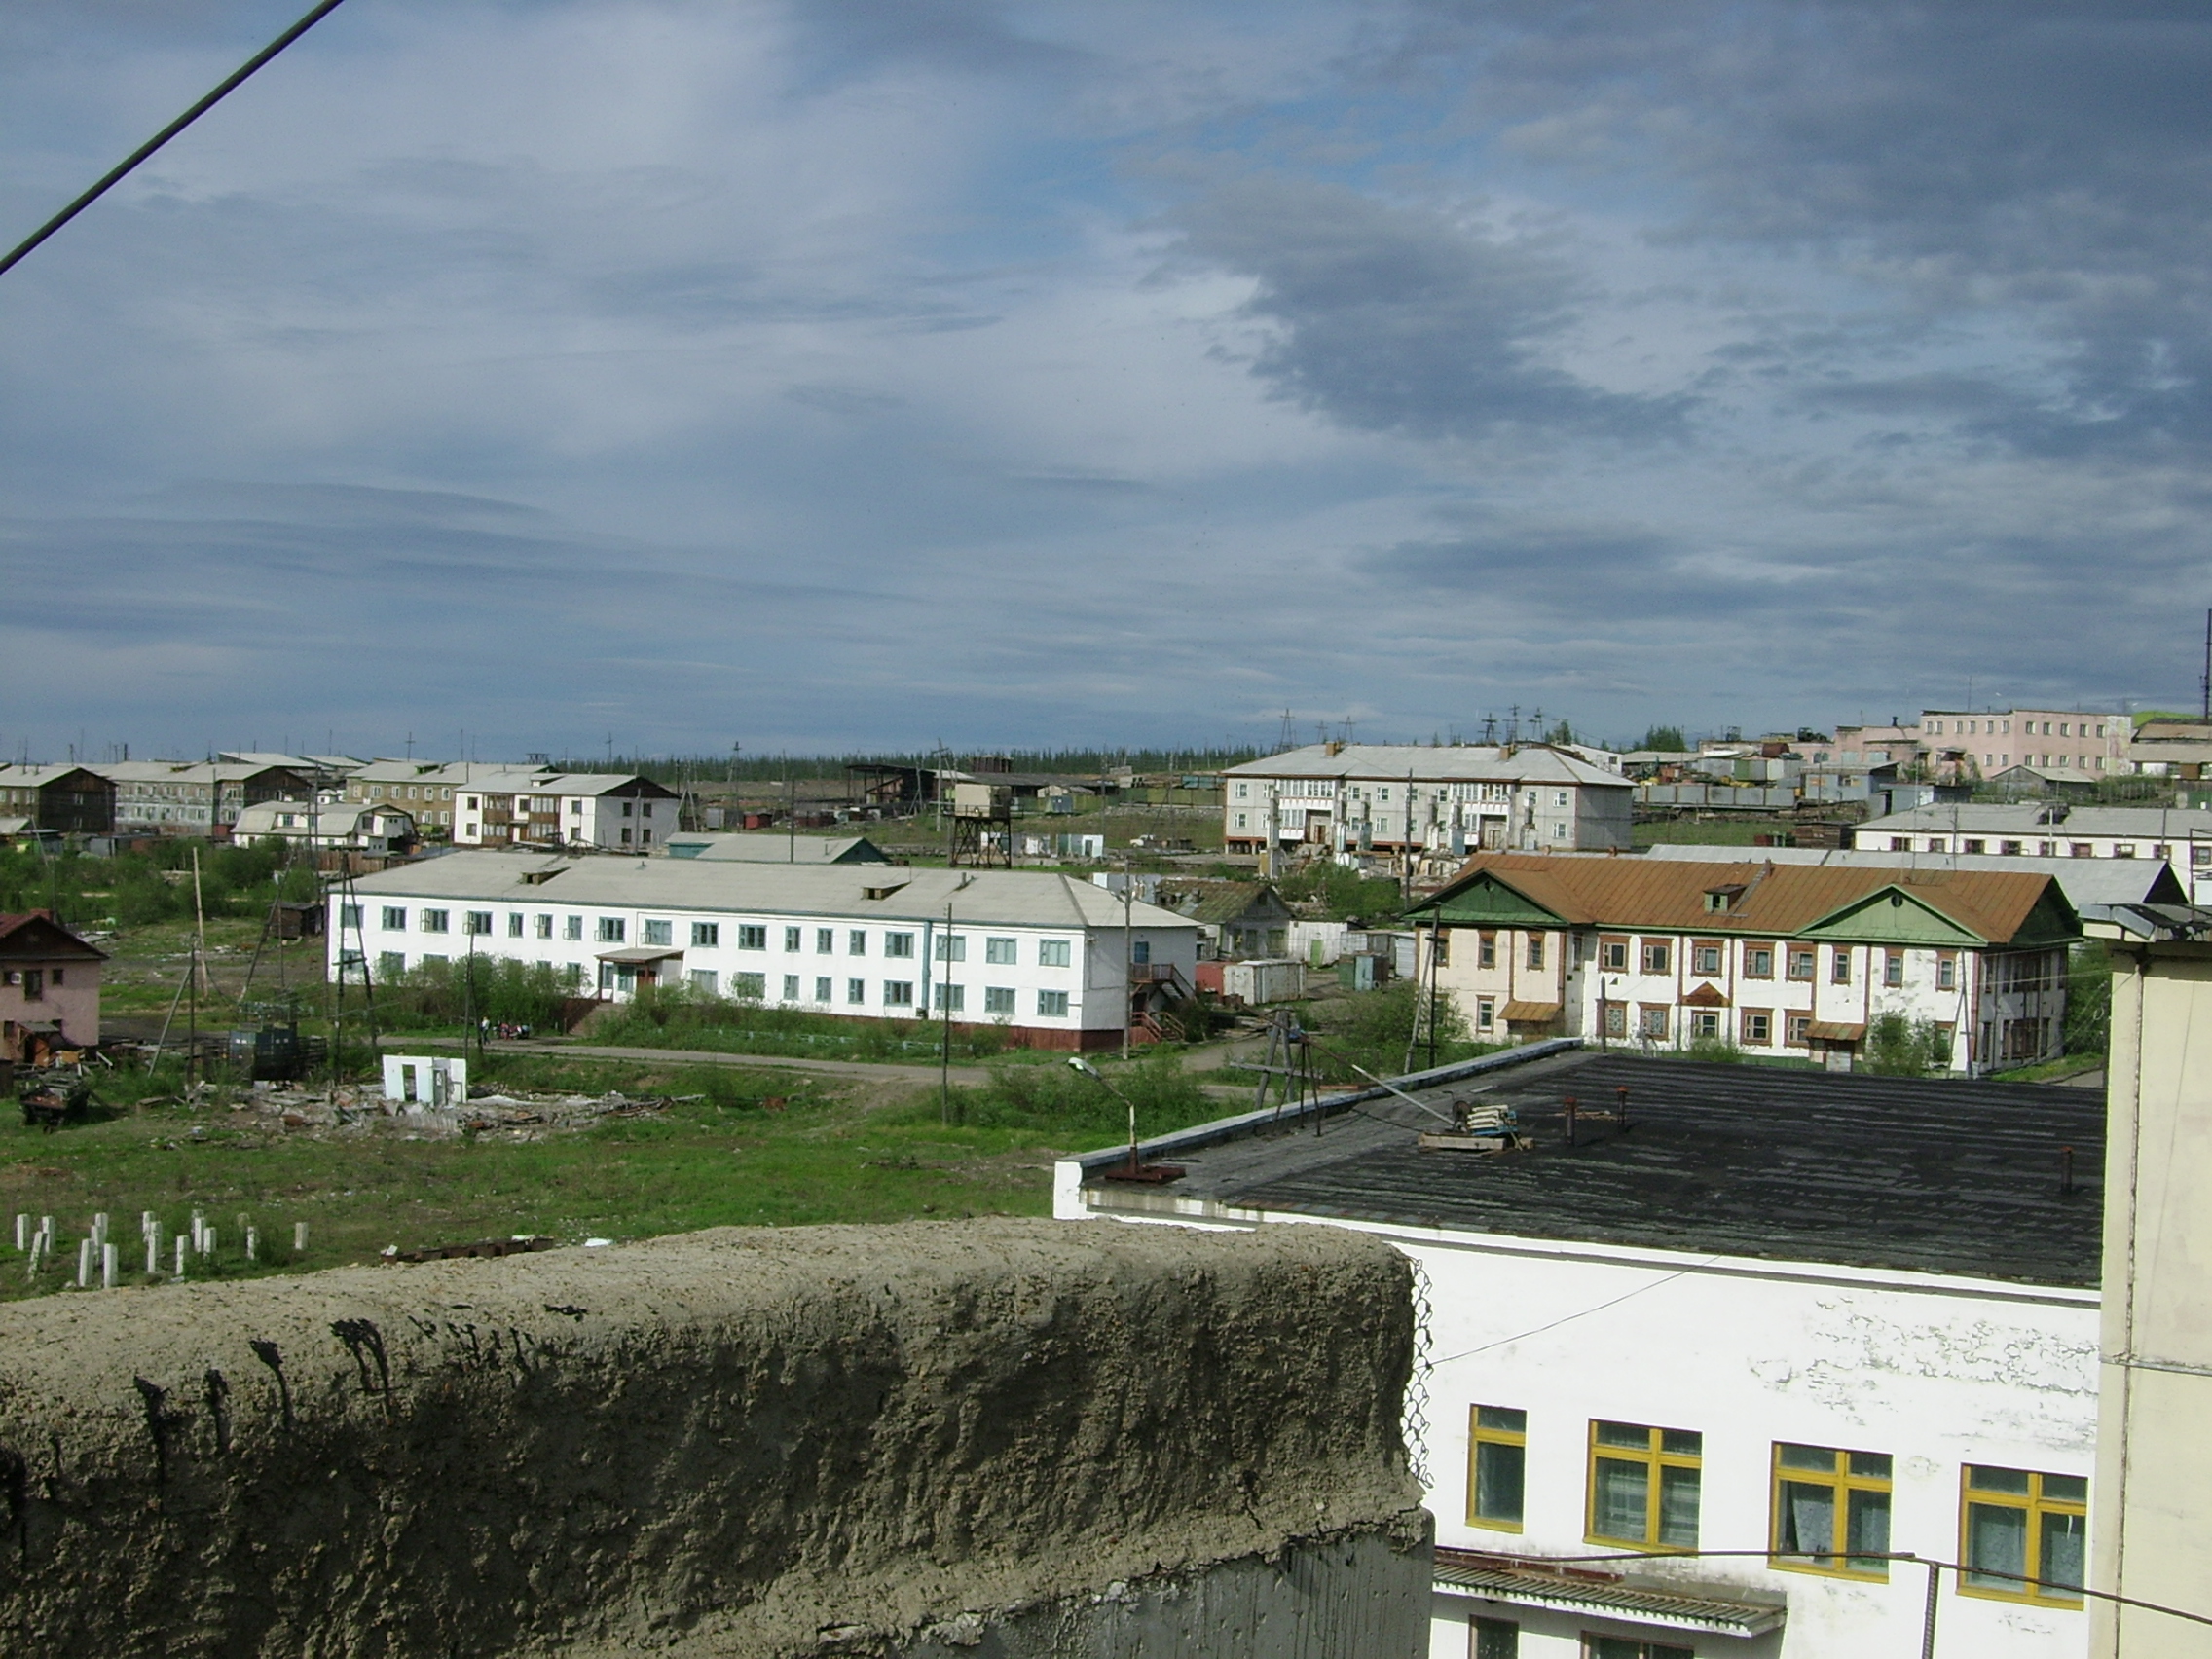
(0, 0, 350, 280)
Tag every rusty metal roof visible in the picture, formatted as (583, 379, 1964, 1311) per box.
(1418, 852, 2066, 945)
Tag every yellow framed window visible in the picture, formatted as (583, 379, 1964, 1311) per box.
(1580, 1637, 1692, 1659)
(1587, 1420, 1700, 1548)
(1771, 1444, 1892, 1577)
(1468, 1406, 1527, 1531)
(1960, 1466, 2086, 1604)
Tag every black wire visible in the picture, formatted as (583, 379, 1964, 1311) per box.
(0, 0, 351, 280)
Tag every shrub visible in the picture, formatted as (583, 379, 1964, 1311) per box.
(1863, 1013, 1950, 1076)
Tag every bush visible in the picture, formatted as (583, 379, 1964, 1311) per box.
(1863, 1013, 1951, 1076)
(1274, 863, 1406, 923)
(376, 958, 574, 1031)
(591, 986, 1017, 1062)
(1685, 1036, 1746, 1064)
(1304, 980, 1484, 1083)
(2065, 942, 2110, 1056)
(921, 1052, 1213, 1138)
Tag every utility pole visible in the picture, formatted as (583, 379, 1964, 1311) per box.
(1122, 850, 1134, 1064)
(2200, 608, 2210, 720)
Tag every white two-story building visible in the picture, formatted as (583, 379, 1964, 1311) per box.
(329, 853, 1198, 1050)
(1223, 745, 1634, 860)
(1408, 854, 2078, 1073)
(1852, 804, 2212, 906)
(1057, 1045, 2101, 1659)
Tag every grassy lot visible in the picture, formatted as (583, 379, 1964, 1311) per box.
(0, 1050, 1224, 1301)
(1632, 820, 1784, 847)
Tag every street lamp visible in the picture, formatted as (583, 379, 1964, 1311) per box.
(1067, 1056, 1181, 1184)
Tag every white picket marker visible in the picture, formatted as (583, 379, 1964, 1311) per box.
(101, 1243, 117, 1290)
(173, 1236, 188, 1279)
(76, 1239, 92, 1289)
(245, 1227, 259, 1263)
(12, 1214, 23, 1251)
(144, 1233, 158, 1277)
(203, 1228, 217, 1260)
(293, 1222, 309, 1254)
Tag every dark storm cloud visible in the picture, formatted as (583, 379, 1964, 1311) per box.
(1169, 174, 1687, 442)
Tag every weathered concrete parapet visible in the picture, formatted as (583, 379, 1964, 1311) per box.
(0, 1219, 1427, 1657)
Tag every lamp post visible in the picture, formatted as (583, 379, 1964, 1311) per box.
(1069, 1056, 1140, 1176)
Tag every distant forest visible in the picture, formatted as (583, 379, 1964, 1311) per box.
(559, 746, 1271, 785)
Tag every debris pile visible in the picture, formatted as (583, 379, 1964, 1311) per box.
(220, 1083, 674, 1140)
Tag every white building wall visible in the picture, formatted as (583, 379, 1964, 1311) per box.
(1053, 1191, 2098, 1659)
(332, 890, 1195, 1039)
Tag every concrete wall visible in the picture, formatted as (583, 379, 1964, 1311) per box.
(0, 1219, 1428, 1659)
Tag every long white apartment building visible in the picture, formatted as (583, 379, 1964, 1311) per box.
(329, 852, 1198, 1050)
(1853, 802, 2212, 905)
(342, 763, 679, 848)
(1409, 853, 2078, 1072)
(1059, 1047, 2100, 1659)
(1223, 744, 1634, 859)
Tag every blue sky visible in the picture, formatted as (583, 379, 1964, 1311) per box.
(3, 1, 2208, 760)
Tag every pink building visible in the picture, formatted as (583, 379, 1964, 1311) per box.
(0, 912, 105, 1063)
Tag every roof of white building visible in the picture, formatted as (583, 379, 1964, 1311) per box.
(343, 851, 1198, 930)
(236, 802, 412, 837)
(1075, 1048, 2103, 1286)
(1225, 743, 1629, 788)
(350, 762, 672, 796)
(1633, 842, 2185, 910)
(1858, 802, 2212, 837)
(664, 833, 890, 864)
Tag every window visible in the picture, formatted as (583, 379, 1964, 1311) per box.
(336, 903, 363, 931)
(985, 936, 1017, 965)
(1741, 1010, 1772, 1046)
(1691, 942, 1721, 976)
(847, 977, 866, 1005)
(730, 972, 766, 1000)
(692, 922, 719, 948)
(936, 934, 967, 962)
(1638, 1006, 1669, 1041)
(1773, 1444, 1892, 1578)
(565, 915, 583, 940)
(1526, 934, 1545, 970)
(422, 909, 450, 934)
(1479, 932, 1497, 969)
(1965, 838, 1986, 855)
(984, 985, 1015, 1015)
(738, 924, 767, 950)
(689, 970, 718, 996)
(885, 932, 916, 959)
(1787, 948, 1815, 980)
(1602, 1002, 1627, 1038)
(1641, 941, 1671, 975)
(849, 929, 867, 954)
(785, 926, 802, 951)
(597, 917, 625, 943)
(933, 983, 965, 1013)
(20, 969, 43, 1001)
(1476, 998, 1495, 1032)
(813, 927, 832, 953)
(1469, 1406, 1527, 1530)
(643, 919, 673, 946)
(461, 910, 494, 937)
(1890, 836, 1911, 851)
(1937, 953, 1957, 990)
(1039, 939, 1072, 968)
(2001, 840, 2023, 856)
(1580, 1640, 1690, 1659)
(783, 975, 800, 1000)
(1587, 1421, 1701, 1548)
(1745, 945, 1774, 978)
(1132, 940, 1151, 965)
(1885, 951, 1904, 987)
(883, 980, 914, 1007)
(1960, 1466, 2085, 1604)
(1689, 1009, 1721, 1040)
(1787, 1013, 1812, 1046)
(1601, 939, 1628, 972)
(1832, 948, 1852, 984)
(379, 952, 406, 977)
(382, 906, 407, 931)
(2115, 843, 2136, 859)
(619, 829, 632, 845)
(1472, 1619, 1519, 1659)
(1037, 989, 1070, 1017)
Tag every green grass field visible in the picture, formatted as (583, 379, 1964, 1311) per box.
(0, 1050, 1227, 1301)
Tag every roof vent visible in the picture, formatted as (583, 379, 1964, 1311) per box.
(1703, 884, 1746, 913)
(862, 881, 909, 901)
(520, 867, 566, 885)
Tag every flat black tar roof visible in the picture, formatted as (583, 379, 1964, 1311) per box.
(1098, 1051, 2103, 1287)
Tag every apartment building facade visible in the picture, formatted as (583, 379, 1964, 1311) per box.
(343, 764, 678, 847)
(95, 761, 312, 833)
(1919, 709, 2129, 779)
(1057, 1047, 2100, 1659)
(1223, 744, 1633, 859)
(1854, 803, 2212, 905)
(0, 765, 116, 834)
(331, 854, 1198, 1050)
(1410, 853, 2077, 1072)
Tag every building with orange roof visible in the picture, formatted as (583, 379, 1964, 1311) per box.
(1407, 853, 2079, 1073)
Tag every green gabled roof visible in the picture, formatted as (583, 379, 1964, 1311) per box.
(1419, 870, 1567, 927)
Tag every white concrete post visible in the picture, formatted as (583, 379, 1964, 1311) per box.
(245, 1227, 258, 1263)
(76, 1238, 92, 1289)
(101, 1243, 117, 1290)
(144, 1232, 158, 1276)
(203, 1228, 216, 1259)
(11, 1214, 22, 1251)
(173, 1235, 187, 1279)
(294, 1222, 309, 1255)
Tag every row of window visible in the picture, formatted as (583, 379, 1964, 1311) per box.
(1472, 1624, 1688, 1659)
(356, 907, 1075, 965)
(1466, 1408, 2084, 1606)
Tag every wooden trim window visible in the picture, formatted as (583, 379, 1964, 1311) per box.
(1832, 947, 1853, 984)
(1885, 950, 1905, 987)
(1959, 1466, 2086, 1605)
(1468, 1406, 1527, 1530)
(1587, 1420, 1701, 1548)
(1479, 931, 1497, 969)
(1936, 951, 1958, 990)
(1688, 1008, 1721, 1040)
(1743, 941, 1775, 978)
(1640, 940, 1671, 975)
(1637, 1005, 1670, 1041)
(1600, 936, 1629, 971)
(1690, 939, 1723, 977)
(1527, 933, 1546, 971)
(1579, 1639, 1691, 1659)
(1741, 1008, 1773, 1046)
(1787, 1013, 1812, 1047)
(1787, 946, 1816, 980)
(1771, 1444, 1892, 1578)
(1602, 1002, 1627, 1038)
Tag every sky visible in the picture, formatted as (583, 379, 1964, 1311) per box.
(3, 0, 2209, 761)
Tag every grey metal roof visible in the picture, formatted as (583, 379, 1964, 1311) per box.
(1634, 843, 2185, 909)
(343, 851, 1198, 930)
(1434, 1549, 1786, 1637)
(1226, 744, 1629, 788)
(666, 833, 889, 864)
(1084, 1049, 2102, 1286)
(1859, 802, 2212, 838)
